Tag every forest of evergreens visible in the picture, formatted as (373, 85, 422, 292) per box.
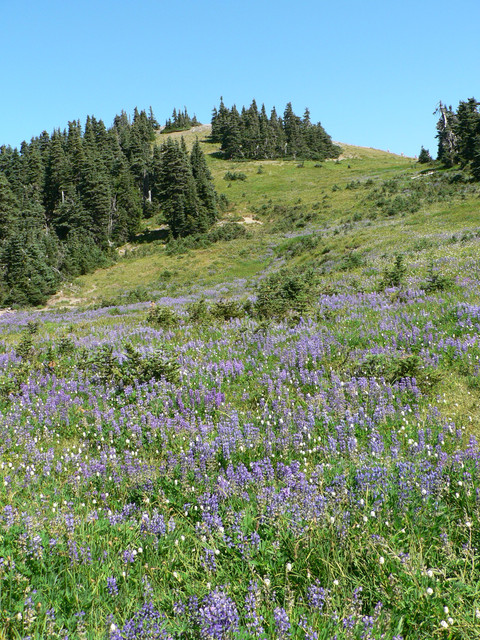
(435, 97, 480, 177)
(162, 107, 200, 133)
(0, 108, 217, 306)
(211, 98, 341, 160)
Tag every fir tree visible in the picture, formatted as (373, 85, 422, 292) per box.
(454, 97, 480, 166)
(417, 146, 433, 163)
(0, 173, 20, 239)
(222, 105, 243, 159)
(190, 139, 217, 227)
(155, 138, 204, 237)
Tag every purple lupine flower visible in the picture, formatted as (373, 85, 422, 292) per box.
(197, 588, 239, 639)
(273, 607, 291, 639)
(106, 577, 119, 597)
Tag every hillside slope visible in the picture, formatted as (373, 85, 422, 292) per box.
(47, 132, 417, 308)
(3, 130, 480, 637)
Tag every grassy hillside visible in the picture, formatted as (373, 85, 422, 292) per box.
(48, 127, 477, 314)
(3, 129, 480, 638)
(48, 130, 417, 307)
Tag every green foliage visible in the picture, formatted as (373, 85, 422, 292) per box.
(271, 204, 316, 232)
(0, 106, 163, 305)
(436, 98, 480, 178)
(339, 251, 364, 271)
(212, 98, 340, 160)
(417, 146, 433, 163)
(162, 107, 199, 133)
(88, 342, 180, 388)
(380, 254, 406, 289)
(154, 138, 216, 237)
(255, 267, 319, 318)
(187, 298, 211, 324)
(275, 234, 321, 258)
(224, 170, 247, 181)
(96, 285, 151, 308)
(190, 139, 218, 227)
(147, 303, 180, 328)
(165, 223, 249, 255)
(362, 171, 476, 220)
(207, 222, 248, 243)
(211, 298, 245, 320)
(354, 352, 442, 394)
(422, 262, 453, 293)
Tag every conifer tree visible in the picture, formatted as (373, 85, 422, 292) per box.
(471, 136, 480, 181)
(190, 139, 217, 226)
(222, 105, 243, 159)
(155, 138, 204, 237)
(454, 98, 480, 166)
(21, 139, 45, 201)
(80, 157, 112, 245)
(44, 130, 71, 217)
(0, 173, 20, 239)
(211, 97, 229, 143)
(212, 99, 338, 161)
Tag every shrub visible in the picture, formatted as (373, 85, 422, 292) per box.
(217, 193, 230, 213)
(88, 343, 179, 388)
(187, 298, 212, 324)
(147, 304, 180, 329)
(339, 252, 364, 271)
(208, 223, 248, 243)
(165, 223, 249, 256)
(224, 171, 247, 181)
(212, 299, 244, 320)
(380, 254, 406, 289)
(422, 262, 453, 292)
(276, 234, 321, 258)
(255, 267, 319, 318)
(418, 146, 433, 163)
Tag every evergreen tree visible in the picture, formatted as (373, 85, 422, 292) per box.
(0, 173, 20, 239)
(0, 103, 218, 306)
(472, 135, 480, 181)
(148, 106, 160, 130)
(21, 139, 45, 201)
(213, 99, 338, 161)
(269, 106, 286, 157)
(417, 146, 433, 163)
(222, 105, 243, 159)
(111, 162, 143, 242)
(43, 130, 71, 217)
(79, 157, 112, 245)
(242, 100, 261, 158)
(283, 102, 303, 158)
(436, 102, 457, 167)
(1, 230, 58, 306)
(211, 97, 229, 143)
(190, 139, 217, 226)
(66, 120, 86, 187)
(155, 138, 204, 237)
(454, 97, 480, 166)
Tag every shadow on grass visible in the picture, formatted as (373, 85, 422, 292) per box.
(134, 228, 169, 244)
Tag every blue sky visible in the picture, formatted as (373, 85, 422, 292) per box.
(2, 0, 479, 157)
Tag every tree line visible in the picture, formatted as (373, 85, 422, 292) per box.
(0, 107, 217, 306)
(435, 97, 480, 179)
(210, 98, 340, 161)
(162, 107, 200, 133)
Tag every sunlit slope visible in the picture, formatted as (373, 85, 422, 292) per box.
(47, 129, 479, 309)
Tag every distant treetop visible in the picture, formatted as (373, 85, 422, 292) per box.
(435, 97, 480, 179)
(210, 98, 340, 161)
(162, 107, 200, 133)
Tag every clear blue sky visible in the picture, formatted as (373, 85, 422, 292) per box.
(2, 0, 479, 157)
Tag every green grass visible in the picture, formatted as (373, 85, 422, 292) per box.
(47, 126, 480, 318)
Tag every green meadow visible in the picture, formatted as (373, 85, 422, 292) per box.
(3, 127, 480, 638)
